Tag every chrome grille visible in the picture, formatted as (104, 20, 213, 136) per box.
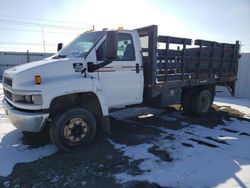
(3, 88, 12, 101)
(4, 77, 12, 87)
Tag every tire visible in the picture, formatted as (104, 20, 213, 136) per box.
(190, 89, 213, 116)
(181, 88, 196, 115)
(49, 107, 96, 152)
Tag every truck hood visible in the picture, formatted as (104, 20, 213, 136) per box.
(3, 57, 86, 90)
(4, 57, 62, 76)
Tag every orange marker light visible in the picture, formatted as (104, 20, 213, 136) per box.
(35, 75, 42, 85)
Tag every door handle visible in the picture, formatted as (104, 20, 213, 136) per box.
(136, 63, 140, 73)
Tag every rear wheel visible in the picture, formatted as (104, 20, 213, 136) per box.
(49, 107, 96, 152)
(191, 89, 213, 116)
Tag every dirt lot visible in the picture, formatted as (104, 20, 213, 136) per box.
(0, 104, 250, 188)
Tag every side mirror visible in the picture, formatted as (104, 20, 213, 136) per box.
(57, 43, 63, 52)
(105, 31, 118, 60)
(87, 62, 95, 73)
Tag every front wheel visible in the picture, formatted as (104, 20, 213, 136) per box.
(49, 107, 96, 152)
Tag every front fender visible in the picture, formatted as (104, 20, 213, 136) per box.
(43, 78, 109, 116)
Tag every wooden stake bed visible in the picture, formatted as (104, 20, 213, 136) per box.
(136, 25, 240, 106)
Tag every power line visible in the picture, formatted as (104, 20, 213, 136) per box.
(0, 19, 89, 31)
(0, 27, 82, 35)
(0, 41, 57, 46)
(0, 14, 93, 26)
(0, 46, 43, 50)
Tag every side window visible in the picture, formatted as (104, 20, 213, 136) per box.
(96, 33, 135, 61)
(117, 33, 135, 61)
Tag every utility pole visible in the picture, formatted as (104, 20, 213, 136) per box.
(42, 27, 46, 54)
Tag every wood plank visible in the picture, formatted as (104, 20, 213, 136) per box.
(195, 39, 235, 48)
(158, 36, 192, 45)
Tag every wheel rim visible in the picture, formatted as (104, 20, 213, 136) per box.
(200, 94, 210, 113)
(63, 117, 88, 144)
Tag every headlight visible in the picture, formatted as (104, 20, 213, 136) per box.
(12, 94, 43, 105)
(31, 95, 43, 105)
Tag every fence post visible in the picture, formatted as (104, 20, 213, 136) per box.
(27, 50, 30, 63)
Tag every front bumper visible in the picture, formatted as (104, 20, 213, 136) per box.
(2, 99, 49, 132)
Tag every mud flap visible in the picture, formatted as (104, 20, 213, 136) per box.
(101, 116, 111, 135)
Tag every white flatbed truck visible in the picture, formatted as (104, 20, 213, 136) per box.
(2, 25, 240, 151)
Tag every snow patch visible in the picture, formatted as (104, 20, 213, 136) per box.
(0, 83, 57, 177)
(215, 96, 250, 117)
(0, 120, 57, 177)
(110, 119, 250, 188)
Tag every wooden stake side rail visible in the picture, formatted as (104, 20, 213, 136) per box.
(135, 25, 240, 104)
(156, 35, 240, 87)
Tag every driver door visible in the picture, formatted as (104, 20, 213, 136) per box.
(95, 32, 143, 108)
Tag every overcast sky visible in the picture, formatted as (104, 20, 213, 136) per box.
(0, 0, 249, 53)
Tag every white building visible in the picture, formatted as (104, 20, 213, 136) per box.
(0, 51, 53, 77)
(217, 53, 250, 99)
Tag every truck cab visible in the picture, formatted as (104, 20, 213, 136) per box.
(2, 28, 145, 151)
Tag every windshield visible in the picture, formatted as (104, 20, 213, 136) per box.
(56, 31, 104, 58)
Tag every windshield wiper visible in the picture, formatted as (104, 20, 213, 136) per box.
(52, 54, 67, 59)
